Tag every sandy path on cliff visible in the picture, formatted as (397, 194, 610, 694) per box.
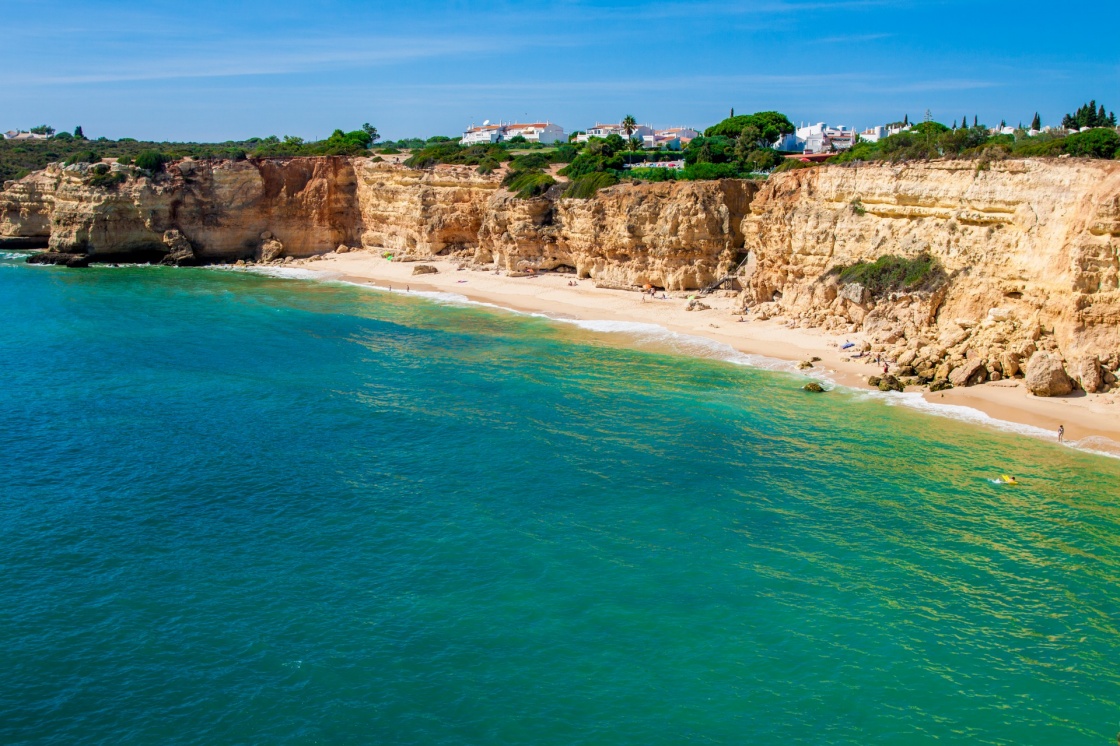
(292, 252, 1120, 456)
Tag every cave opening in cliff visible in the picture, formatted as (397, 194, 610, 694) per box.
(0, 237, 50, 250)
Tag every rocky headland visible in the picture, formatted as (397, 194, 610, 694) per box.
(3, 155, 1119, 398)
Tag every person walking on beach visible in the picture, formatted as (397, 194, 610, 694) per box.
(1058, 425, 1065, 443)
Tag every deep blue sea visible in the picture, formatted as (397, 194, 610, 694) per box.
(2, 253, 1119, 745)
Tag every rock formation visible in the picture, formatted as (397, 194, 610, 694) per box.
(742, 158, 1120, 393)
(3, 154, 1119, 396)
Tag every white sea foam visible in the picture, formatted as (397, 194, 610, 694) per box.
(229, 265, 322, 281)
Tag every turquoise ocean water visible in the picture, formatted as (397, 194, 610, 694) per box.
(2, 252, 1119, 745)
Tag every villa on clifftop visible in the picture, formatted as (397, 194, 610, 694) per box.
(460, 121, 566, 145)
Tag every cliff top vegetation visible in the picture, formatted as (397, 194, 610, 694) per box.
(0, 125, 382, 182)
(832, 119, 1120, 165)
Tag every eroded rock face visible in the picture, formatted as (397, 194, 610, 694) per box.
(3, 157, 360, 260)
(742, 158, 1120, 389)
(1025, 351, 1074, 396)
(355, 161, 501, 257)
(5, 155, 1120, 385)
(477, 179, 757, 290)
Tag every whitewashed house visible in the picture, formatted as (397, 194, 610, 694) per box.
(502, 122, 566, 144)
(3, 130, 49, 141)
(774, 123, 857, 154)
(576, 122, 655, 142)
(641, 126, 700, 150)
(460, 121, 566, 146)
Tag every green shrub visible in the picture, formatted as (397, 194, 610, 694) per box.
(476, 157, 501, 175)
(509, 152, 551, 171)
(680, 162, 742, 180)
(64, 150, 100, 166)
(1063, 128, 1120, 159)
(704, 111, 795, 141)
(563, 172, 619, 198)
(502, 169, 556, 199)
(772, 159, 814, 173)
(88, 170, 127, 189)
(744, 148, 783, 171)
(378, 147, 401, 154)
(626, 167, 677, 182)
(403, 142, 506, 168)
(559, 152, 624, 178)
(134, 150, 170, 172)
(834, 253, 945, 295)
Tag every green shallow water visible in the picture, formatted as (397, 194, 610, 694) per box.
(2, 256, 1119, 745)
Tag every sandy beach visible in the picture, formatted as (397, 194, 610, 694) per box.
(291, 251, 1120, 457)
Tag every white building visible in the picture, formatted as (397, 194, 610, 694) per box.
(641, 127, 701, 150)
(460, 121, 566, 146)
(3, 130, 49, 140)
(575, 122, 656, 142)
(503, 122, 566, 144)
(778, 123, 858, 154)
(858, 125, 888, 144)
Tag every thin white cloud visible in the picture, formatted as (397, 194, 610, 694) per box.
(0, 35, 544, 85)
(811, 33, 893, 43)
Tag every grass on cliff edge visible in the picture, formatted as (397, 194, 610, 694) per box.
(833, 253, 947, 295)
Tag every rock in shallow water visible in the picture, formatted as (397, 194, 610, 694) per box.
(26, 252, 91, 268)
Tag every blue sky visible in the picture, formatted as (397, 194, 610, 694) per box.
(3, 0, 1118, 141)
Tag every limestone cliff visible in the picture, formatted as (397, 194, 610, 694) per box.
(3, 157, 360, 261)
(477, 179, 756, 289)
(354, 161, 501, 256)
(5, 154, 1119, 388)
(742, 158, 1120, 388)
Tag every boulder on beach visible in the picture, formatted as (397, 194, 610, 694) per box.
(1024, 351, 1073, 397)
(412, 264, 438, 275)
(803, 382, 825, 393)
(948, 359, 987, 388)
(877, 375, 904, 392)
(259, 238, 284, 262)
(1076, 355, 1103, 393)
(160, 229, 197, 266)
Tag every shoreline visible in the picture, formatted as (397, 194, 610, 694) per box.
(280, 252, 1120, 458)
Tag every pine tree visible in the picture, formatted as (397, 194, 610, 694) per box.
(903, 113, 909, 126)
(1111, 111, 1118, 127)
(73, 125, 84, 139)
(973, 115, 978, 127)
(1031, 112, 1040, 130)
(951, 120, 957, 129)
(1098, 104, 1107, 126)
(999, 119, 1006, 129)
(730, 107, 734, 118)
(963, 113, 968, 129)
